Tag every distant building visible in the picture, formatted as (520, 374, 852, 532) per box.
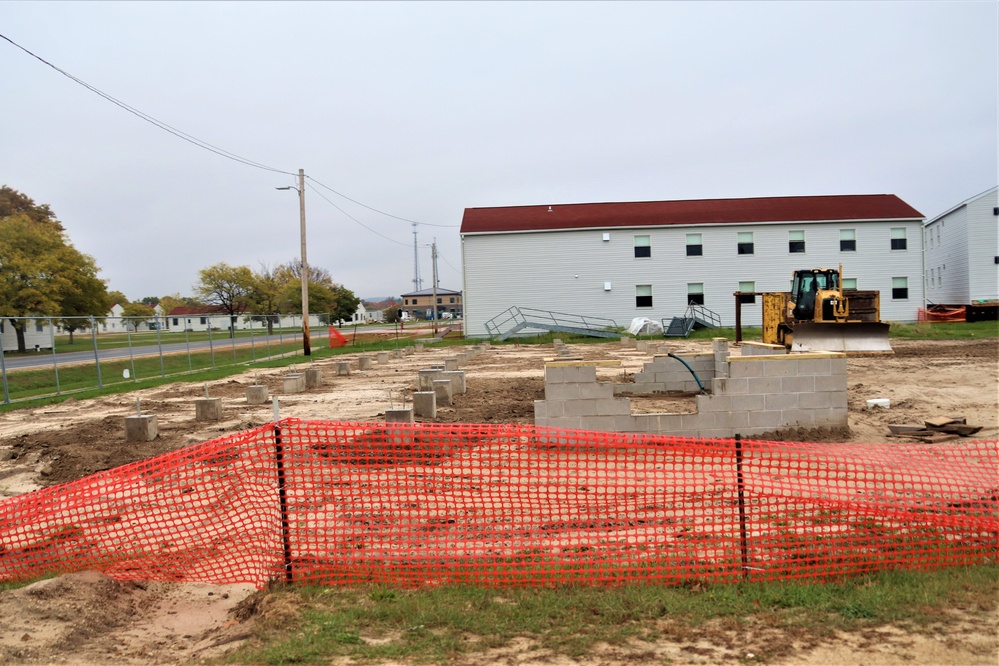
(923, 186, 999, 306)
(460, 194, 925, 337)
(399, 287, 463, 320)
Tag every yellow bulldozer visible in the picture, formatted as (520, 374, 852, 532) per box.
(761, 266, 893, 354)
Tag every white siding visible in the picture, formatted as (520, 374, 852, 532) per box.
(463, 219, 924, 337)
(924, 187, 998, 305)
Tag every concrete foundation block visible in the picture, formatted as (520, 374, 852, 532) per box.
(124, 414, 158, 442)
(195, 397, 223, 421)
(444, 357, 459, 371)
(336, 361, 351, 376)
(392, 349, 404, 359)
(415, 343, 425, 353)
(358, 356, 373, 370)
(442, 370, 466, 394)
(418, 368, 442, 390)
(433, 379, 454, 406)
(384, 408, 414, 423)
(246, 385, 269, 404)
(377, 352, 390, 364)
(283, 373, 305, 394)
(413, 391, 436, 418)
(305, 367, 323, 389)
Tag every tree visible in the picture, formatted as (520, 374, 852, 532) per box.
(139, 296, 160, 306)
(57, 263, 112, 344)
(274, 259, 360, 324)
(158, 294, 186, 322)
(194, 263, 254, 337)
(0, 212, 109, 351)
(121, 302, 155, 331)
(0, 185, 62, 230)
(106, 290, 129, 307)
(247, 263, 287, 334)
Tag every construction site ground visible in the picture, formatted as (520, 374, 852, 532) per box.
(0, 336, 996, 665)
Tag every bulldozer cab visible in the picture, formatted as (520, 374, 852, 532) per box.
(790, 269, 839, 320)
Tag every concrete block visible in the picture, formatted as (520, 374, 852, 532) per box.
(415, 343, 425, 353)
(403, 346, 414, 355)
(545, 383, 580, 401)
(830, 358, 848, 375)
(763, 359, 798, 377)
(418, 368, 442, 390)
(798, 391, 834, 409)
(765, 392, 799, 411)
(729, 394, 767, 412)
(785, 410, 816, 428)
(748, 410, 783, 429)
(533, 400, 547, 420)
(358, 356, 373, 370)
(628, 414, 660, 432)
(729, 359, 765, 379)
(681, 412, 711, 431)
(712, 338, 729, 353)
(545, 365, 596, 384)
(384, 408, 414, 423)
(814, 374, 848, 392)
(305, 367, 323, 388)
(781, 375, 815, 394)
(246, 385, 269, 404)
(658, 414, 684, 434)
(746, 376, 781, 395)
(713, 377, 749, 395)
(698, 394, 731, 413)
(714, 410, 749, 431)
(581, 416, 622, 432)
(442, 370, 466, 394)
(540, 400, 564, 418)
(195, 397, 223, 421)
(283, 373, 305, 394)
(795, 358, 831, 376)
(413, 391, 436, 418)
(336, 361, 351, 376)
(444, 358, 459, 371)
(579, 382, 615, 399)
(433, 379, 454, 406)
(377, 352, 390, 364)
(124, 414, 158, 442)
(391, 349, 404, 359)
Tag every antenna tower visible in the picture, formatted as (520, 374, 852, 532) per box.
(412, 222, 423, 291)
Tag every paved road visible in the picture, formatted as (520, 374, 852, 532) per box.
(0, 332, 305, 371)
(0, 322, 448, 372)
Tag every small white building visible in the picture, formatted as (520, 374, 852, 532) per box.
(0, 318, 57, 353)
(460, 194, 925, 337)
(923, 186, 999, 306)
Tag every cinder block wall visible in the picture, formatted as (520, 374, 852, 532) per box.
(535, 340, 847, 438)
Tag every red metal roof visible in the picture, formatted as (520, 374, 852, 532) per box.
(460, 194, 923, 234)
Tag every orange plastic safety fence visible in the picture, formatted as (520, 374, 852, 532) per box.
(918, 306, 967, 322)
(1, 420, 996, 589)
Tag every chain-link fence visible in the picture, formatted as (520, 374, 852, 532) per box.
(0, 314, 329, 404)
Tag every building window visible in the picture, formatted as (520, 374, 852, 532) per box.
(172, 318, 179, 326)
(737, 232, 754, 255)
(890, 227, 907, 250)
(200, 317, 207, 325)
(738, 281, 756, 304)
(842, 278, 857, 290)
(788, 230, 805, 253)
(449, 297, 455, 303)
(687, 283, 704, 305)
(635, 285, 653, 308)
(892, 277, 908, 300)
(685, 233, 702, 256)
(36, 322, 44, 333)
(436, 298, 442, 304)
(634, 235, 651, 258)
(840, 229, 856, 252)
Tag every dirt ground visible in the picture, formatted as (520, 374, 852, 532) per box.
(0, 337, 997, 665)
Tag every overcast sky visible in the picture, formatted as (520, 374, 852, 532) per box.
(2, 2, 996, 304)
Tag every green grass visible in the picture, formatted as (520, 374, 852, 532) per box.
(674, 320, 998, 341)
(221, 564, 998, 665)
(0, 331, 446, 412)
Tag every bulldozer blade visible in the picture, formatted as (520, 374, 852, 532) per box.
(790, 322, 893, 354)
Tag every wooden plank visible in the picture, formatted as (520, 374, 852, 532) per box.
(925, 416, 959, 428)
(888, 424, 928, 435)
(916, 432, 961, 443)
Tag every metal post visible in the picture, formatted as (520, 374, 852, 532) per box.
(184, 320, 193, 374)
(0, 332, 9, 404)
(90, 316, 103, 389)
(49, 317, 61, 395)
(273, 418, 293, 583)
(431, 240, 439, 335)
(125, 318, 137, 382)
(734, 293, 743, 344)
(735, 434, 749, 579)
(155, 315, 165, 378)
(207, 318, 216, 369)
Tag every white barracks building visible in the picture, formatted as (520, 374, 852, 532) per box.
(460, 194, 925, 338)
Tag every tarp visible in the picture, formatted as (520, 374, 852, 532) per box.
(627, 317, 662, 335)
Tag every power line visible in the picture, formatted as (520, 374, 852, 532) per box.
(0, 33, 295, 176)
(305, 182, 410, 247)
(307, 176, 458, 228)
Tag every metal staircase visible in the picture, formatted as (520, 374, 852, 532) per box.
(484, 307, 619, 341)
(662, 302, 721, 338)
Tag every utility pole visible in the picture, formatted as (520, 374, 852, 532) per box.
(431, 240, 438, 335)
(412, 221, 423, 291)
(276, 168, 310, 356)
(298, 168, 310, 356)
